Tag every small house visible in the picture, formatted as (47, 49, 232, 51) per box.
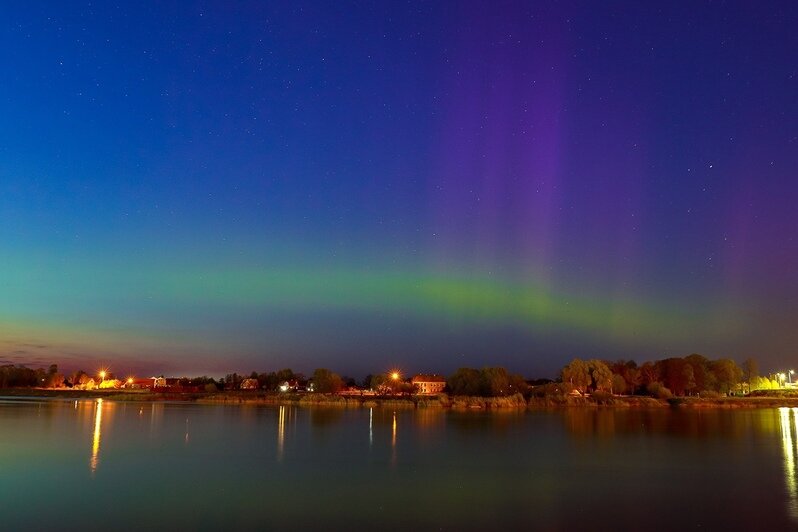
(411, 374, 446, 395)
(240, 378, 259, 390)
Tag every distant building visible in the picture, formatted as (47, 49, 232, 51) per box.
(240, 378, 259, 390)
(411, 374, 446, 395)
(279, 380, 303, 392)
(150, 377, 202, 393)
(126, 378, 155, 389)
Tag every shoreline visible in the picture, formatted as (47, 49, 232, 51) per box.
(4, 388, 798, 410)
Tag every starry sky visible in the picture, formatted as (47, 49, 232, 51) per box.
(1, 1, 797, 378)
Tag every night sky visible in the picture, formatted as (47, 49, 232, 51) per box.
(1, 2, 797, 378)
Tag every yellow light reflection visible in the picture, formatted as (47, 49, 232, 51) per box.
(277, 405, 286, 461)
(392, 411, 397, 447)
(779, 407, 798, 521)
(391, 411, 398, 467)
(90, 399, 103, 475)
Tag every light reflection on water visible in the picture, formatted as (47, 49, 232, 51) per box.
(277, 405, 286, 461)
(1, 400, 796, 529)
(90, 399, 103, 475)
(391, 410, 397, 466)
(779, 407, 798, 521)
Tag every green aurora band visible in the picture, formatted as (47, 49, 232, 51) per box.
(1, 256, 744, 367)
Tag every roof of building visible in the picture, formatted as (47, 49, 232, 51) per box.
(411, 374, 446, 383)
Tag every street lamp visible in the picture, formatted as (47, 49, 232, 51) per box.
(99, 370, 106, 381)
(790, 370, 795, 385)
(779, 373, 786, 387)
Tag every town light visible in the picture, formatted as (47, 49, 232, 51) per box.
(391, 372, 400, 381)
(99, 370, 106, 381)
(126, 377, 133, 385)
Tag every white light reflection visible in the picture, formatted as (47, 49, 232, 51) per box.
(369, 407, 373, 446)
(779, 407, 798, 521)
(277, 405, 286, 461)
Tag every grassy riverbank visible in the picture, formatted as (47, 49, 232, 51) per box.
(0, 389, 528, 409)
(5, 388, 798, 409)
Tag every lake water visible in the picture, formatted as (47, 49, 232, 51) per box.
(1, 398, 797, 530)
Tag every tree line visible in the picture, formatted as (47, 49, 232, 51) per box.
(560, 355, 764, 398)
(0, 364, 63, 388)
(0, 355, 778, 399)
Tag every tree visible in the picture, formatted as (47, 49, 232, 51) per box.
(710, 359, 743, 395)
(44, 372, 64, 388)
(623, 366, 642, 394)
(611, 374, 627, 395)
(685, 354, 712, 392)
(447, 368, 482, 396)
(562, 359, 591, 394)
(312, 368, 344, 393)
(681, 363, 696, 395)
(369, 373, 387, 392)
(639, 362, 660, 387)
(588, 360, 613, 393)
(507, 373, 529, 396)
(742, 358, 759, 393)
(224, 373, 243, 389)
(275, 369, 296, 384)
(657, 358, 695, 396)
(480, 367, 511, 396)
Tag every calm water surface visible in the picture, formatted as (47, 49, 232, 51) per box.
(1, 398, 797, 530)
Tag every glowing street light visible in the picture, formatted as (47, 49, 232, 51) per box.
(391, 372, 400, 381)
(780, 373, 787, 387)
(126, 377, 133, 386)
(99, 370, 107, 381)
(791, 370, 795, 385)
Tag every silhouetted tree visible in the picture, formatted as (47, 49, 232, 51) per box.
(710, 359, 743, 395)
(312, 368, 344, 393)
(562, 359, 591, 394)
(742, 358, 759, 393)
(447, 368, 482, 396)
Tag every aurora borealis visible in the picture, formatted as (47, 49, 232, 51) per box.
(1, 2, 797, 377)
